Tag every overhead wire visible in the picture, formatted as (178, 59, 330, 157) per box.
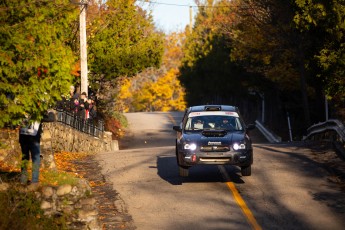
(135, 0, 237, 8)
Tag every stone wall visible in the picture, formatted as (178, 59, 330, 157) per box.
(0, 122, 119, 230)
(43, 122, 118, 156)
(0, 122, 118, 169)
(0, 128, 21, 168)
(0, 178, 101, 230)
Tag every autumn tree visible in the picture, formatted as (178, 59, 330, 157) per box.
(225, 0, 345, 125)
(116, 32, 187, 112)
(131, 68, 186, 111)
(180, 0, 258, 107)
(0, 0, 78, 127)
(224, 0, 323, 126)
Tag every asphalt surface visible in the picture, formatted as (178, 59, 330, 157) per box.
(96, 112, 345, 230)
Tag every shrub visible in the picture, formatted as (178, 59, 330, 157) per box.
(104, 111, 128, 139)
(109, 111, 128, 128)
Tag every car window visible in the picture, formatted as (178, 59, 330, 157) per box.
(184, 115, 244, 131)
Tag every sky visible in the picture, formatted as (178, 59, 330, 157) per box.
(136, 0, 198, 33)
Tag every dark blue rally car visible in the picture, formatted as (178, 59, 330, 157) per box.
(173, 105, 255, 177)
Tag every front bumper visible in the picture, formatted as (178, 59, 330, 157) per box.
(179, 149, 253, 166)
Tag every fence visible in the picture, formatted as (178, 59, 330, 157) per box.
(56, 109, 104, 138)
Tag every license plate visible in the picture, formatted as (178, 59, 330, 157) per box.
(206, 152, 224, 156)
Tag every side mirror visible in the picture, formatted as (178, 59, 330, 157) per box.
(173, 126, 182, 132)
(246, 124, 256, 131)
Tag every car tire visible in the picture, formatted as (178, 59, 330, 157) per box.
(241, 165, 251, 176)
(175, 145, 180, 166)
(178, 166, 189, 177)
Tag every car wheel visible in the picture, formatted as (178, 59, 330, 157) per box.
(175, 145, 180, 166)
(178, 166, 189, 177)
(241, 165, 251, 176)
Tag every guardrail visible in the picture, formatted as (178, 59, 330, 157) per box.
(303, 119, 345, 142)
(303, 119, 345, 159)
(56, 109, 104, 138)
(255, 120, 282, 143)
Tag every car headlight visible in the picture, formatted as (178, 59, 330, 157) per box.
(184, 143, 197, 151)
(233, 143, 246, 150)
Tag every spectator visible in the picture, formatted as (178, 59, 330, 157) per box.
(67, 86, 79, 112)
(87, 97, 97, 123)
(69, 85, 79, 101)
(78, 99, 86, 120)
(56, 95, 67, 110)
(71, 97, 79, 116)
(19, 111, 55, 190)
(78, 92, 89, 119)
(69, 85, 75, 97)
(77, 92, 88, 131)
(79, 92, 88, 104)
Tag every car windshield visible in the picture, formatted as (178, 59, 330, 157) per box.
(184, 115, 244, 131)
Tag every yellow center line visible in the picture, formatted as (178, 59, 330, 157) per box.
(219, 166, 262, 230)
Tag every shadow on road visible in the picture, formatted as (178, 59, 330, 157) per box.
(156, 152, 245, 185)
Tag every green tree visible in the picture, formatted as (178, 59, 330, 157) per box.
(180, 0, 256, 106)
(0, 0, 78, 127)
(294, 0, 345, 110)
(85, 0, 164, 115)
(227, 0, 319, 126)
(88, 0, 164, 82)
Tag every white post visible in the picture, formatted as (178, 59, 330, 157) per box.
(287, 112, 293, 141)
(261, 93, 265, 124)
(325, 94, 328, 121)
(80, 1, 88, 95)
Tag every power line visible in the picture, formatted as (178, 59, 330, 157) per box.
(137, 0, 197, 7)
(136, 0, 234, 8)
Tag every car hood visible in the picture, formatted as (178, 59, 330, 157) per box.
(182, 130, 246, 145)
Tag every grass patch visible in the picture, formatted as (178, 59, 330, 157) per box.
(40, 170, 79, 186)
(0, 150, 93, 229)
(0, 187, 68, 230)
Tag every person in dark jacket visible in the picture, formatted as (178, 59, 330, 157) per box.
(87, 97, 97, 124)
(19, 111, 55, 189)
(77, 92, 88, 131)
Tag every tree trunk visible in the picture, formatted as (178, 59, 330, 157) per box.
(298, 46, 311, 127)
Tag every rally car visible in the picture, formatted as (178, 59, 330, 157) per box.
(173, 105, 255, 177)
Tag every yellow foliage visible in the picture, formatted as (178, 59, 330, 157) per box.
(116, 32, 187, 112)
(132, 68, 186, 111)
(117, 78, 133, 112)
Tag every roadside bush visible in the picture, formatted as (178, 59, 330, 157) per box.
(109, 111, 128, 128)
(104, 111, 128, 139)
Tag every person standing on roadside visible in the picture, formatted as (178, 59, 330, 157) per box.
(78, 92, 89, 130)
(19, 111, 55, 190)
(87, 96, 97, 123)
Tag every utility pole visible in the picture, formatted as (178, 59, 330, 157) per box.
(189, 6, 193, 32)
(80, 0, 88, 95)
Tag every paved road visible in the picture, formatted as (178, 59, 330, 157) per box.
(96, 112, 345, 230)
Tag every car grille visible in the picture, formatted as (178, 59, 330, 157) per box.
(202, 130, 227, 137)
(200, 145, 230, 152)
